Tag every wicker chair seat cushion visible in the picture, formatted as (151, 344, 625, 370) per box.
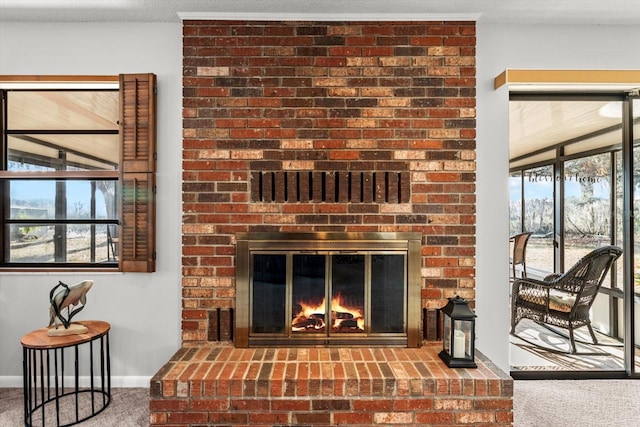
(517, 288, 576, 313)
(548, 290, 576, 312)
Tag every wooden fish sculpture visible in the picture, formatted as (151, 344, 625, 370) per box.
(48, 280, 93, 329)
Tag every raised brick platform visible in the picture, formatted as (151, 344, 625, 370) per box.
(150, 343, 513, 426)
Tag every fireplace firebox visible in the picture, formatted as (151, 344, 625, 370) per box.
(236, 232, 422, 347)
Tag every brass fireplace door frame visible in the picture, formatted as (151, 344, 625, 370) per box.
(235, 232, 422, 348)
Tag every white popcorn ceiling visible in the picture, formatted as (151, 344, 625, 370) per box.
(0, 0, 638, 24)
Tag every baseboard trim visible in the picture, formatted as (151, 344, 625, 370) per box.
(510, 370, 631, 380)
(0, 376, 22, 388)
(112, 376, 151, 387)
(0, 376, 150, 388)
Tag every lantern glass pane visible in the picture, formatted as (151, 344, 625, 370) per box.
(443, 313, 451, 354)
(453, 320, 472, 358)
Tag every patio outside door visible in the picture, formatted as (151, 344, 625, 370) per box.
(509, 94, 640, 377)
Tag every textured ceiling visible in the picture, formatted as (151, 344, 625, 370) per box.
(0, 0, 639, 24)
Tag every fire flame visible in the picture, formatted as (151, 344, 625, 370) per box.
(292, 293, 364, 332)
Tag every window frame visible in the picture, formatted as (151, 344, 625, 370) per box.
(0, 74, 156, 272)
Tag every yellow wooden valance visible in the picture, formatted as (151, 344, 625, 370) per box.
(495, 69, 640, 91)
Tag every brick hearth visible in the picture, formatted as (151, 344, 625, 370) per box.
(150, 344, 512, 426)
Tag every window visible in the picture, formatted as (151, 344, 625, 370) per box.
(509, 97, 625, 276)
(512, 165, 554, 272)
(1, 74, 156, 272)
(563, 152, 613, 269)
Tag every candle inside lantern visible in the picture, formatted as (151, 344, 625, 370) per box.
(453, 329, 466, 358)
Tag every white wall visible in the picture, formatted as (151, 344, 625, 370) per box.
(476, 23, 640, 371)
(2, 20, 640, 384)
(0, 22, 183, 386)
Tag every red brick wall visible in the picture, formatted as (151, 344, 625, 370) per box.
(181, 20, 476, 343)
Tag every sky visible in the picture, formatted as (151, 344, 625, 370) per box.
(11, 180, 108, 218)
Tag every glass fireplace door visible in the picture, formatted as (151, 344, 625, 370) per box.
(251, 254, 287, 334)
(291, 254, 327, 334)
(371, 254, 405, 333)
(330, 255, 365, 334)
(291, 254, 367, 336)
(248, 249, 409, 346)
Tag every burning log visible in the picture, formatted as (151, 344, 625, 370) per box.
(332, 310, 364, 330)
(332, 311, 354, 320)
(292, 313, 325, 331)
(337, 319, 360, 329)
(292, 297, 365, 333)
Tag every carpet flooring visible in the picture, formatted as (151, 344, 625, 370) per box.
(514, 379, 640, 426)
(2, 381, 640, 426)
(0, 387, 148, 427)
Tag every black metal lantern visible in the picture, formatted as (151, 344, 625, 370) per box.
(439, 296, 477, 368)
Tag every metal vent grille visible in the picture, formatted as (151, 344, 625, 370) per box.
(250, 171, 410, 203)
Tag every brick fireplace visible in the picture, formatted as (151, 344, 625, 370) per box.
(180, 19, 478, 344)
(150, 20, 513, 426)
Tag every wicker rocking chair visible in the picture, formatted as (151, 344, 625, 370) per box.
(510, 245, 622, 354)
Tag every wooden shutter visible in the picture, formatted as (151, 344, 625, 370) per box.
(119, 74, 157, 272)
(120, 73, 157, 173)
(120, 173, 156, 272)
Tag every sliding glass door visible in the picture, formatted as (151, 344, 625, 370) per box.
(509, 94, 639, 377)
